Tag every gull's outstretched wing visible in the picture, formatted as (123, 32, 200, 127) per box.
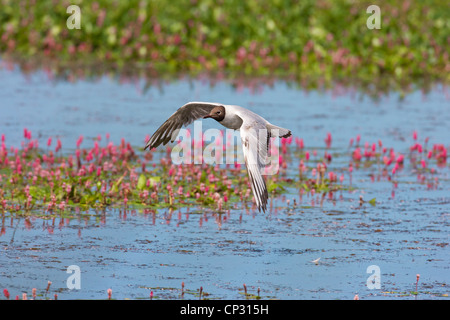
(240, 120, 270, 212)
(144, 102, 222, 150)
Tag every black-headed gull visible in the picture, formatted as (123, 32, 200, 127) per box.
(144, 102, 292, 212)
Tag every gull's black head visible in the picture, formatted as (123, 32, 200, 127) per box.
(203, 105, 226, 122)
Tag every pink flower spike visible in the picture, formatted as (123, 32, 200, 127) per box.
(3, 288, 10, 299)
(76, 135, 84, 148)
(325, 132, 332, 147)
(56, 139, 62, 151)
(392, 163, 398, 175)
(47, 137, 52, 147)
(421, 159, 426, 168)
(413, 130, 418, 140)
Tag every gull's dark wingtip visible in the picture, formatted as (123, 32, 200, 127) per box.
(144, 139, 152, 151)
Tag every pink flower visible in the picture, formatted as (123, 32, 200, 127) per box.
(349, 138, 354, 147)
(325, 132, 332, 148)
(392, 163, 399, 175)
(296, 137, 304, 149)
(55, 139, 62, 152)
(421, 159, 426, 168)
(328, 171, 335, 181)
(76, 135, 84, 148)
(353, 148, 362, 161)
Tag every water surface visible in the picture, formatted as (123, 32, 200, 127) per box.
(0, 65, 449, 299)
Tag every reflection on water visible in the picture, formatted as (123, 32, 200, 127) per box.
(0, 63, 449, 300)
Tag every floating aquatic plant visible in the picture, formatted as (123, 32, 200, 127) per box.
(0, 128, 447, 218)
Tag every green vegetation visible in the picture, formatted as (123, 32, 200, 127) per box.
(0, 132, 347, 216)
(1, 0, 449, 91)
(2, 128, 445, 216)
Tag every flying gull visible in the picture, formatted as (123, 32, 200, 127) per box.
(144, 102, 292, 212)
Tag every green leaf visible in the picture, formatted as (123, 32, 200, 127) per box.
(148, 176, 160, 187)
(137, 174, 146, 190)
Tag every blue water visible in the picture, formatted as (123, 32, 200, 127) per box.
(0, 64, 449, 300)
